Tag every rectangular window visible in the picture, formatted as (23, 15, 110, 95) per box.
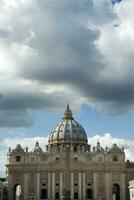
(41, 189, 47, 199)
(87, 188, 92, 199)
(31, 157, 35, 162)
(98, 157, 103, 162)
(16, 156, 21, 162)
(74, 192, 78, 199)
(113, 155, 118, 162)
(55, 192, 59, 199)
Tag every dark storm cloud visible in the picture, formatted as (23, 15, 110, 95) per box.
(20, 66, 134, 114)
(0, 90, 75, 127)
(0, 110, 33, 128)
(0, 29, 10, 38)
(15, 0, 133, 114)
(0, 91, 67, 111)
(0, 0, 134, 127)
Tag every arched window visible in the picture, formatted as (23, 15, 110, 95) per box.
(113, 184, 120, 200)
(86, 188, 92, 199)
(14, 184, 22, 200)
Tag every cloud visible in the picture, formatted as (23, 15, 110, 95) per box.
(0, 133, 134, 176)
(0, 0, 134, 127)
(0, 110, 33, 128)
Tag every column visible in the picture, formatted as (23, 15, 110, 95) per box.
(48, 172, 52, 200)
(106, 173, 111, 200)
(71, 172, 74, 200)
(52, 172, 55, 200)
(8, 173, 13, 200)
(24, 173, 28, 200)
(83, 172, 86, 200)
(60, 172, 63, 199)
(37, 172, 40, 200)
(79, 172, 82, 199)
(94, 173, 98, 200)
(121, 173, 126, 200)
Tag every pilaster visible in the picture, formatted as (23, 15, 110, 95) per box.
(36, 172, 40, 200)
(93, 172, 98, 200)
(52, 172, 55, 200)
(60, 172, 63, 199)
(83, 172, 86, 200)
(79, 172, 82, 199)
(48, 172, 52, 200)
(24, 173, 28, 200)
(71, 172, 74, 200)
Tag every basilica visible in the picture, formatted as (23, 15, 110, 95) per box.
(6, 105, 134, 200)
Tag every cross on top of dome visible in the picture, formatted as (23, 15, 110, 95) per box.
(63, 104, 74, 120)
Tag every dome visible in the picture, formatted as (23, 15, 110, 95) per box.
(48, 105, 88, 145)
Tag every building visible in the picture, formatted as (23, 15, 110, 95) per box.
(6, 105, 134, 200)
(0, 178, 7, 200)
(0, 180, 4, 200)
(129, 180, 134, 200)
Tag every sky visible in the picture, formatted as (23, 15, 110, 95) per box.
(0, 0, 134, 176)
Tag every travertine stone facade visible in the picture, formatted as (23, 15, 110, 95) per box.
(129, 180, 134, 200)
(6, 105, 134, 200)
(0, 180, 5, 200)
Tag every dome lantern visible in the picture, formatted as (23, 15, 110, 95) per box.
(63, 104, 74, 120)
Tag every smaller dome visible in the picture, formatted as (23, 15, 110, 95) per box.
(33, 141, 43, 153)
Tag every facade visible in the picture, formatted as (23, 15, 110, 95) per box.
(129, 180, 134, 200)
(6, 105, 134, 200)
(0, 179, 6, 200)
(0, 180, 4, 200)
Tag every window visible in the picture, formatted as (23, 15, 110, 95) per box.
(31, 157, 35, 162)
(41, 189, 47, 199)
(55, 192, 59, 199)
(16, 156, 21, 162)
(74, 183, 78, 186)
(113, 184, 120, 200)
(74, 146, 77, 152)
(40, 172, 48, 181)
(56, 157, 59, 161)
(74, 192, 78, 199)
(113, 155, 118, 162)
(74, 157, 78, 161)
(98, 157, 103, 162)
(43, 155, 46, 161)
(86, 188, 92, 199)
